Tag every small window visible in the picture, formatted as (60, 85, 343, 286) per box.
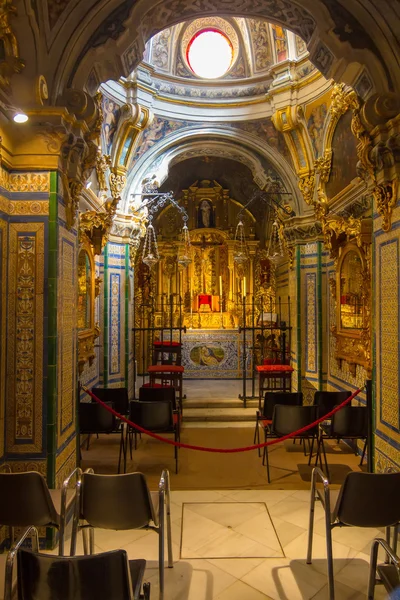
(187, 29, 233, 79)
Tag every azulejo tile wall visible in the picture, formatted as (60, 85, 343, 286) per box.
(7, 222, 45, 454)
(374, 204, 400, 471)
(103, 242, 127, 388)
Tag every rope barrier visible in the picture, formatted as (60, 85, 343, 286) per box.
(82, 386, 362, 454)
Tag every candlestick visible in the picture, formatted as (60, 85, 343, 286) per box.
(243, 276, 246, 298)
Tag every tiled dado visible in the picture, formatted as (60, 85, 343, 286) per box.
(375, 222, 400, 470)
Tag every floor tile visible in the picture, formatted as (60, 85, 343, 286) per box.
(181, 502, 283, 559)
(213, 579, 274, 599)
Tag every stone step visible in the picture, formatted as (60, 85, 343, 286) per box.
(183, 398, 259, 409)
(183, 407, 257, 422)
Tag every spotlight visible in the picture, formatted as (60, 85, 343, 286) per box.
(13, 112, 29, 124)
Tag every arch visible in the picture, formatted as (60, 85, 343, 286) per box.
(36, 0, 400, 103)
(121, 126, 303, 215)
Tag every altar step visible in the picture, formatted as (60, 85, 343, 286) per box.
(182, 398, 258, 426)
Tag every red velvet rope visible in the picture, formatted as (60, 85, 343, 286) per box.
(83, 387, 361, 453)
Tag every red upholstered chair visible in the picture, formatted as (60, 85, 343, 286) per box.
(256, 364, 294, 409)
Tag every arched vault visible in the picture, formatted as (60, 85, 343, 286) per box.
(122, 128, 303, 217)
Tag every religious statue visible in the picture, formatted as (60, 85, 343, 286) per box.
(199, 200, 212, 228)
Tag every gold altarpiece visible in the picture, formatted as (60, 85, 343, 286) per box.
(146, 180, 274, 329)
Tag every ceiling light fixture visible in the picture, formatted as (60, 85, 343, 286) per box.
(13, 112, 29, 124)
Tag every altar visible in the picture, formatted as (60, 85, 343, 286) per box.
(181, 329, 252, 379)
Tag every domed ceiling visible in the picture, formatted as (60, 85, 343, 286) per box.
(140, 16, 315, 101)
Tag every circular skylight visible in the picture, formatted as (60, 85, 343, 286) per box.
(187, 29, 233, 79)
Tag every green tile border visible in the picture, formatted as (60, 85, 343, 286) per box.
(125, 244, 129, 388)
(317, 241, 323, 391)
(103, 244, 109, 386)
(296, 245, 302, 391)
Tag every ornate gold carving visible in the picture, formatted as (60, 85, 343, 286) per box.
(77, 237, 100, 375)
(94, 276, 102, 298)
(63, 175, 83, 230)
(373, 181, 398, 232)
(298, 171, 315, 205)
(96, 151, 111, 192)
(109, 167, 127, 200)
(78, 325, 100, 376)
(329, 277, 336, 299)
(79, 197, 118, 255)
(0, 0, 25, 91)
(330, 83, 359, 119)
(332, 234, 372, 376)
(314, 149, 332, 183)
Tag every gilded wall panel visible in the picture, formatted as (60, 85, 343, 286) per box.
(328, 269, 367, 393)
(58, 231, 77, 448)
(0, 219, 7, 458)
(7, 224, 44, 454)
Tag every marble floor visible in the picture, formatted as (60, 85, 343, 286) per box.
(61, 488, 388, 600)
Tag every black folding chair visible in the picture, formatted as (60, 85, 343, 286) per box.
(313, 390, 352, 418)
(129, 400, 180, 474)
(308, 469, 400, 600)
(368, 537, 400, 599)
(71, 470, 171, 600)
(263, 404, 318, 483)
(0, 469, 78, 556)
(79, 401, 127, 474)
(4, 526, 150, 600)
(254, 392, 303, 457)
(315, 405, 368, 478)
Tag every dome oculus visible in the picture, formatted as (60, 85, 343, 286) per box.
(187, 29, 233, 79)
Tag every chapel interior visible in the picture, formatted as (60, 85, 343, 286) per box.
(0, 1, 399, 599)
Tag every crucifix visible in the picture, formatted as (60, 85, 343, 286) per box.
(191, 235, 223, 293)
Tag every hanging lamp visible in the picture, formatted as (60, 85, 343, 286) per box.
(142, 218, 159, 268)
(233, 220, 249, 266)
(267, 220, 284, 264)
(177, 221, 192, 269)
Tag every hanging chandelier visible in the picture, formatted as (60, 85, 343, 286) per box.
(233, 221, 249, 266)
(132, 176, 191, 269)
(267, 219, 284, 265)
(177, 220, 192, 269)
(142, 218, 159, 268)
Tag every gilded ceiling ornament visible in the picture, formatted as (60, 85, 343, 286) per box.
(373, 182, 398, 232)
(79, 209, 114, 255)
(314, 149, 332, 183)
(330, 83, 359, 119)
(0, 0, 25, 91)
(298, 171, 315, 205)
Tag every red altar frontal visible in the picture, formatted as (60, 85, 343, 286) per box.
(196, 294, 221, 312)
